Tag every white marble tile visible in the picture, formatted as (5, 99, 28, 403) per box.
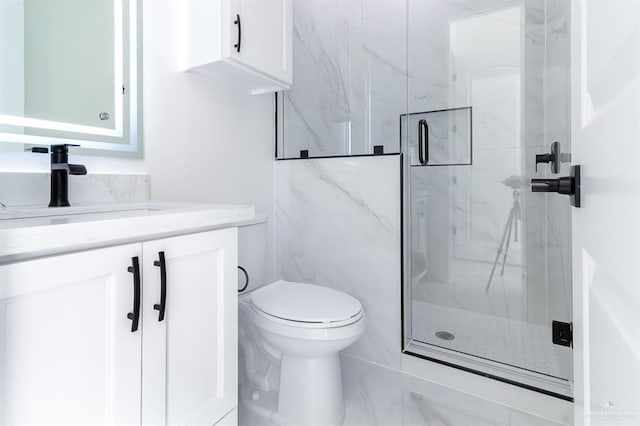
(350, 7, 407, 155)
(0, 172, 150, 207)
(276, 155, 402, 369)
(282, 0, 407, 158)
(341, 354, 566, 426)
(283, 0, 351, 157)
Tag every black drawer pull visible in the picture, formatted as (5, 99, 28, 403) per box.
(153, 251, 167, 322)
(126, 257, 141, 333)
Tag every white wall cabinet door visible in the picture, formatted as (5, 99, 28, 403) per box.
(180, 0, 291, 94)
(142, 228, 238, 426)
(226, 0, 292, 87)
(0, 244, 142, 425)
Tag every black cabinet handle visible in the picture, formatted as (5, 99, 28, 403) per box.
(153, 251, 167, 322)
(418, 119, 429, 166)
(126, 257, 141, 332)
(234, 14, 241, 53)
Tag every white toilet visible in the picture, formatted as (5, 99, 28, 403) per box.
(237, 219, 365, 426)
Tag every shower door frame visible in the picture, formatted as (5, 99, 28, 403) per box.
(400, 153, 573, 401)
(401, 0, 573, 401)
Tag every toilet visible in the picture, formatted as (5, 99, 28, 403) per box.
(237, 218, 365, 426)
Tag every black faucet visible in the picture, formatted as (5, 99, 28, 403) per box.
(49, 144, 87, 207)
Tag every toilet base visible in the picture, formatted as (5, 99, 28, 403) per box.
(277, 353, 344, 426)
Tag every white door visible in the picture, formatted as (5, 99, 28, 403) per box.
(571, 0, 640, 424)
(142, 228, 238, 426)
(227, 0, 292, 85)
(0, 245, 142, 425)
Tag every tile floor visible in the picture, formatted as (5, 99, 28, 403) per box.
(238, 354, 566, 426)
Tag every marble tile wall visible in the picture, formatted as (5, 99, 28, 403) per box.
(280, 0, 406, 158)
(273, 0, 571, 391)
(275, 155, 402, 369)
(350, 1, 407, 156)
(282, 0, 351, 158)
(0, 173, 150, 207)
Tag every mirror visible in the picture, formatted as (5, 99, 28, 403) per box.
(0, 0, 141, 156)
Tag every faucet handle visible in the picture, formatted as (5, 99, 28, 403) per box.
(50, 144, 82, 166)
(51, 144, 80, 153)
(67, 164, 87, 175)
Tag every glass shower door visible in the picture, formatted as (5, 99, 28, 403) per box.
(402, 0, 572, 398)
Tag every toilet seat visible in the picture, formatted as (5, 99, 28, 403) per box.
(250, 280, 363, 329)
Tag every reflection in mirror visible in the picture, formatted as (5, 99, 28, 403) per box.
(0, 0, 141, 156)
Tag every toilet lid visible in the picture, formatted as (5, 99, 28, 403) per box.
(250, 280, 362, 324)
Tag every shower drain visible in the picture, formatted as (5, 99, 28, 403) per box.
(435, 331, 455, 341)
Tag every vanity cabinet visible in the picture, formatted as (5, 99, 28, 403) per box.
(0, 228, 238, 425)
(180, 0, 292, 94)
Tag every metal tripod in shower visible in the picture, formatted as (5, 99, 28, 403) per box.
(486, 176, 522, 292)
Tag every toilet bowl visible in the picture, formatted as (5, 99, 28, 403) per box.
(249, 280, 365, 426)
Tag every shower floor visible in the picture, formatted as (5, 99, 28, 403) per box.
(411, 301, 571, 381)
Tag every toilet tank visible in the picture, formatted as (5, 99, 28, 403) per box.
(237, 216, 269, 292)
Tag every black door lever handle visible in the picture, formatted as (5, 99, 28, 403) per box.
(531, 165, 581, 207)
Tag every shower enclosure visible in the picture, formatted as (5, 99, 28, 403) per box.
(276, 0, 572, 399)
(402, 0, 572, 398)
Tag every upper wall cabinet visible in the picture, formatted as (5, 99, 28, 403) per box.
(180, 0, 292, 95)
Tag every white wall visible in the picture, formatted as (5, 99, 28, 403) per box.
(143, 0, 276, 280)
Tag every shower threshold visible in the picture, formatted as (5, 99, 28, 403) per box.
(404, 340, 572, 400)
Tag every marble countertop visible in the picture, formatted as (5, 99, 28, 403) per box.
(0, 201, 255, 264)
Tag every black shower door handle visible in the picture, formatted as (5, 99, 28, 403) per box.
(418, 119, 429, 165)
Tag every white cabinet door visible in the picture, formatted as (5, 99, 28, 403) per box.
(227, 0, 292, 86)
(179, 0, 291, 93)
(142, 228, 238, 426)
(0, 245, 142, 425)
